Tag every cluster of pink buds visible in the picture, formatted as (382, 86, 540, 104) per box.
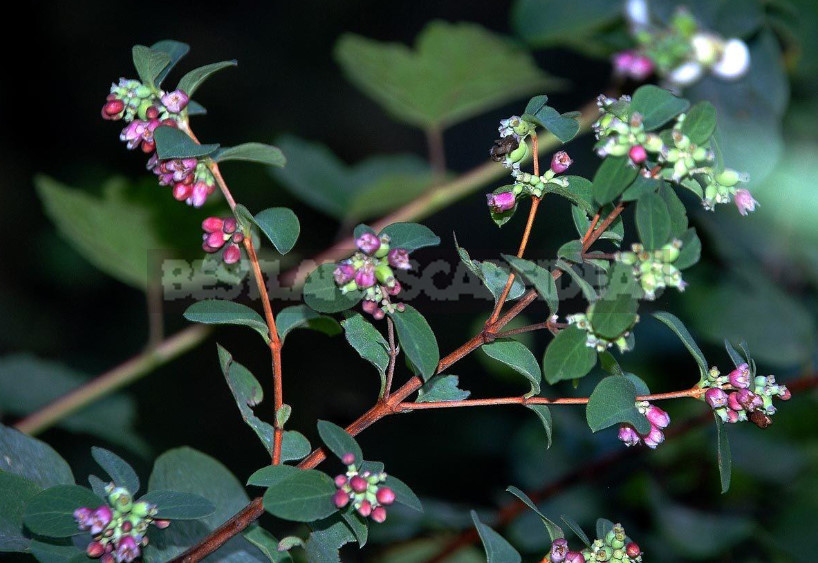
(334, 233, 411, 320)
(546, 523, 642, 562)
(102, 79, 218, 208)
(332, 453, 395, 523)
(201, 217, 243, 264)
(73, 483, 169, 563)
(618, 403, 670, 449)
(703, 363, 790, 428)
(487, 151, 574, 215)
(612, 50, 655, 81)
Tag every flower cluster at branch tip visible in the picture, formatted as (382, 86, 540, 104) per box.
(332, 453, 395, 523)
(703, 363, 790, 428)
(202, 217, 244, 264)
(621, 0, 750, 87)
(73, 483, 169, 563)
(619, 403, 670, 450)
(334, 233, 410, 319)
(616, 240, 686, 300)
(102, 78, 218, 208)
(567, 313, 634, 353)
(594, 95, 757, 214)
(547, 523, 642, 562)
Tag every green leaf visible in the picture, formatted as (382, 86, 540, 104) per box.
(715, 415, 732, 494)
(214, 143, 286, 167)
(503, 255, 559, 314)
(281, 431, 312, 464)
(479, 261, 527, 303)
(216, 345, 276, 456)
(555, 259, 598, 302)
(526, 404, 554, 448)
(630, 85, 690, 130)
(186, 100, 207, 116)
(35, 176, 165, 290)
(139, 490, 215, 520)
(177, 60, 237, 97)
(653, 311, 708, 376)
(680, 101, 717, 145)
(341, 314, 390, 393)
(262, 467, 337, 522)
(522, 95, 580, 142)
(252, 207, 300, 255)
(416, 375, 470, 403)
(383, 475, 422, 512)
(593, 156, 639, 205)
(586, 376, 651, 434)
(303, 263, 364, 314)
(132, 45, 170, 89)
(317, 420, 363, 465)
(341, 510, 368, 548)
(596, 518, 616, 541)
(304, 516, 355, 563)
(271, 135, 435, 222)
(379, 223, 440, 251)
(151, 40, 190, 86)
(659, 185, 688, 238)
(513, 0, 621, 48)
(335, 21, 560, 130)
(675, 227, 701, 270)
(506, 486, 563, 541)
(388, 305, 439, 380)
(28, 538, 85, 563)
(0, 472, 42, 551)
(636, 192, 672, 249)
(482, 339, 542, 398)
(621, 175, 661, 202)
(588, 265, 639, 340)
(0, 424, 74, 489)
(91, 447, 139, 494)
(560, 515, 591, 547)
(543, 326, 597, 384)
(184, 300, 269, 342)
(548, 175, 596, 215)
(243, 525, 292, 563)
(471, 511, 521, 563)
(276, 305, 341, 342)
(23, 485, 104, 537)
(0, 355, 146, 454)
(145, 447, 267, 562)
(154, 126, 219, 160)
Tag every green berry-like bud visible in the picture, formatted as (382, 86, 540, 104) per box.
(693, 146, 710, 162)
(661, 242, 681, 263)
(716, 169, 741, 187)
(374, 242, 390, 259)
(644, 134, 664, 153)
(108, 487, 133, 513)
(508, 141, 529, 163)
(131, 501, 151, 518)
(619, 252, 637, 265)
(375, 264, 394, 285)
(608, 143, 629, 157)
(135, 85, 153, 98)
(611, 538, 624, 549)
(341, 281, 358, 294)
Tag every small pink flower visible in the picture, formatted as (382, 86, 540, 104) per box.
(612, 51, 637, 75)
(357, 500, 372, 518)
(630, 55, 654, 80)
(355, 233, 381, 255)
(727, 391, 743, 412)
(551, 151, 573, 174)
(333, 490, 350, 509)
(354, 264, 376, 289)
(629, 145, 647, 165)
(223, 244, 241, 264)
(725, 409, 740, 423)
(705, 388, 728, 409)
(189, 181, 211, 208)
(646, 405, 670, 429)
(334, 262, 356, 285)
(737, 388, 762, 411)
(115, 536, 140, 563)
(376, 487, 395, 505)
(565, 552, 586, 563)
(74, 507, 92, 530)
(385, 280, 402, 296)
(550, 538, 569, 563)
(728, 364, 751, 389)
(161, 89, 190, 113)
(371, 506, 387, 523)
(487, 191, 516, 213)
(618, 425, 641, 447)
(334, 475, 347, 488)
(642, 425, 665, 449)
(734, 188, 758, 216)
(342, 453, 356, 465)
(120, 121, 147, 150)
(88, 506, 112, 535)
(388, 248, 411, 270)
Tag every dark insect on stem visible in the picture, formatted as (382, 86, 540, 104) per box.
(489, 136, 519, 162)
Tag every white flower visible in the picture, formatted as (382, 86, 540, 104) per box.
(691, 32, 723, 66)
(712, 38, 750, 80)
(667, 61, 704, 86)
(625, 0, 650, 32)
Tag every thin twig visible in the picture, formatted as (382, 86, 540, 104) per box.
(426, 126, 446, 177)
(383, 317, 398, 399)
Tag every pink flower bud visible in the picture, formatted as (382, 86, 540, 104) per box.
(333, 490, 350, 508)
(74, 507, 92, 529)
(372, 309, 386, 320)
(388, 248, 411, 270)
(102, 99, 125, 119)
(89, 506, 113, 534)
(646, 405, 670, 429)
(612, 51, 637, 75)
(362, 300, 379, 316)
(342, 453, 356, 466)
(779, 386, 791, 401)
(101, 554, 115, 563)
(630, 55, 654, 80)
(626, 542, 641, 558)
(487, 191, 516, 213)
(350, 476, 368, 493)
(705, 388, 728, 409)
(550, 538, 569, 562)
(334, 475, 347, 488)
(618, 425, 641, 447)
(728, 364, 750, 389)
(376, 487, 395, 505)
(371, 506, 387, 523)
(357, 500, 372, 518)
(223, 244, 241, 264)
(121, 521, 133, 533)
(173, 183, 193, 202)
(354, 264, 376, 289)
(385, 280, 402, 296)
(154, 519, 171, 529)
(146, 106, 160, 120)
(356, 233, 381, 255)
(642, 425, 665, 449)
(565, 551, 586, 563)
(202, 217, 224, 233)
(737, 388, 762, 411)
(161, 90, 190, 113)
(725, 409, 739, 423)
(727, 391, 743, 412)
(116, 536, 140, 563)
(629, 145, 647, 165)
(189, 181, 210, 208)
(87, 541, 105, 558)
(734, 189, 758, 216)
(205, 231, 226, 250)
(222, 217, 237, 234)
(551, 151, 573, 174)
(334, 262, 356, 285)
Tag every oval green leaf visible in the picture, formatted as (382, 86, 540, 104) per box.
(303, 263, 364, 314)
(387, 305, 439, 380)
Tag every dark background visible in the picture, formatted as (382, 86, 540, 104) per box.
(2, 1, 817, 561)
